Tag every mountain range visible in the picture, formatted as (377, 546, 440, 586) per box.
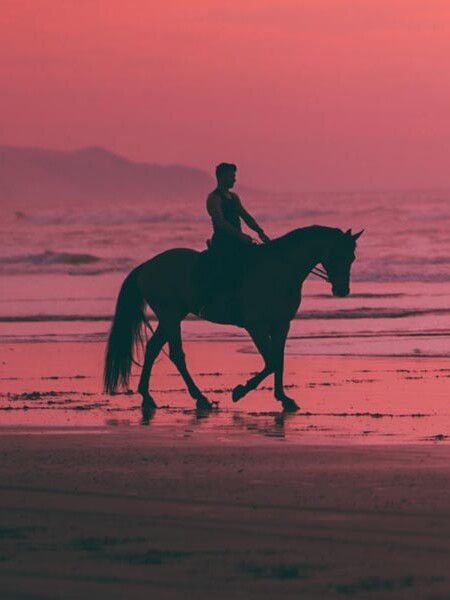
(0, 145, 215, 208)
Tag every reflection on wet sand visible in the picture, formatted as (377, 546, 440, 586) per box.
(130, 403, 441, 446)
(141, 402, 217, 432)
(139, 403, 290, 441)
(232, 412, 291, 440)
(2, 341, 450, 444)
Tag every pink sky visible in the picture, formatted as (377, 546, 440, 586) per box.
(2, 0, 450, 191)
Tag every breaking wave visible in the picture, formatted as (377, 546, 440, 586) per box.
(23, 209, 186, 226)
(2, 307, 450, 323)
(18, 206, 335, 226)
(2, 250, 450, 281)
(0, 251, 134, 275)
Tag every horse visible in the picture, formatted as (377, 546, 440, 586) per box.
(104, 225, 363, 413)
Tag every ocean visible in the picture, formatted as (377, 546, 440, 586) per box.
(1, 189, 450, 357)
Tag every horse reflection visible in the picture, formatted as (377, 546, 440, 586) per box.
(141, 403, 215, 430)
(232, 412, 296, 440)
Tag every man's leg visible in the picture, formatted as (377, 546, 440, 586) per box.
(199, 244, 246, 322)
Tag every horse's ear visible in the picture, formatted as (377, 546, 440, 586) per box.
(345, 229, 352, 237)
(352, 229, 364, 240)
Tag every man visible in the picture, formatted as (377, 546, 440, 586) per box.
(207, 162, 270, 248)
(199, 162, 270, 319)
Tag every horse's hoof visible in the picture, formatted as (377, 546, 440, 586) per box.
(141, 395, 158, 410)
(232, 384, 247, 403)
(281, 398, 300, 413)
(141, 406, 156, 425)
(196, 396, 214, 411)
(141, 397, 157, 425)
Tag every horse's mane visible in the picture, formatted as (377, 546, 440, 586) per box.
(265, 225, 343, 250)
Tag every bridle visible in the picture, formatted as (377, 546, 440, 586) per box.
(255, 239, 330, 282)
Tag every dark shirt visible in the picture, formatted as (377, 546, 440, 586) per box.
(210, 189, 243, 251)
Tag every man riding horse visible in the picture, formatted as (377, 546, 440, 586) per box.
(199, 163, 270, 319)
(104, 159, 363, 412)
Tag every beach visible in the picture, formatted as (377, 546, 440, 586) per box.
(2, 188, 450, 598)
(1, 339, 450, 599)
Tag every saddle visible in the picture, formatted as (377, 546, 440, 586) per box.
(193, 240, 250, 324)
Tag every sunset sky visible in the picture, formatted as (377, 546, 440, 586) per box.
(2, 0, 450, 191)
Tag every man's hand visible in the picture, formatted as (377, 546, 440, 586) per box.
(242, 234, 255, 245)
(258, 231, 271, 244)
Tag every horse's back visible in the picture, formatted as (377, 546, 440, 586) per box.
(141, 247, 199, 268)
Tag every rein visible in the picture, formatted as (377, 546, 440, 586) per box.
(311, 266, 329, 281)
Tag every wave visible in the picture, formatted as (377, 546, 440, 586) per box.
(0, 251, 100, 265)
(2, 307, 450, 323)
(382, 255, 450, 266)
(351, 268, 450, 283)
(310, 292, 406, 299)
(17, 206, 336, 227)
(0, 315, 113, 322)
(3, 250, 450, 281)
(23, 209, 183, 226)
(2, 244, 450, 281)
(299, 307, 450, 319)
(411, 211, 450, 222)
(0, 251, 134, 275)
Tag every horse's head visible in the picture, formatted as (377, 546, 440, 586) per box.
(320, 229, 363, 297)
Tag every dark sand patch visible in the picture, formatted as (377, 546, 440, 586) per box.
(1, 439, 450, 599)
(334, 575, 416, 595)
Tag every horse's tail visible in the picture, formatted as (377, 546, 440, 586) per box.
(103, 267, 146, 394)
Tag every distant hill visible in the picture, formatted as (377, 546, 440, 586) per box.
(0, 145, 214, 208)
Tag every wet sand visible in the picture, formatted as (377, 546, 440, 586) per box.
(2, 340, 450, 443)
(1, 340, 450, 598)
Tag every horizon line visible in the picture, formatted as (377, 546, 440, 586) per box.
(3, 142, 450, 196)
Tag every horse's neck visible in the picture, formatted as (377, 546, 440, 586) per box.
(269, 228, 331, 281)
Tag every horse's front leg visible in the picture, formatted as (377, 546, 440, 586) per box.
(271, 320, 299, 412)
(232, 324, 273, 402)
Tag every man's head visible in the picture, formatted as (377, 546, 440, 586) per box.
(215, 163, 237, 189)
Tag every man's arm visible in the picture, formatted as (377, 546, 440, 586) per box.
(207, 194, 253, 244)
(237, 198, 270, 243)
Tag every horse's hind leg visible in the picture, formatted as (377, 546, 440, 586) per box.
(232, 325, 274, 402)
(167, 322, 213, 411)
(138, 324, 167, 409)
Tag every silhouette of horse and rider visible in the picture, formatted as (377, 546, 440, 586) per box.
(104, 162, 363, 413)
